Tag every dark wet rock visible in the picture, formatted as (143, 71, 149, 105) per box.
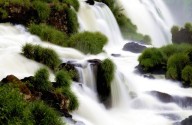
(159, 113, 181, 121)
(148, 91, 192, 108)
(143, 74, 155, 79)
(59, 62, 80, 82)
(1, 75, 31, 95)
(41, 91, 71, 117)
(123, 42, 147, 53)
(65, 117, 86, 125)
(135, 65, 166, 75)
(88, 59, 101, 64)
(180, 115, 192, 125)
(111, 54, 121, 57)
(85, 0, 95, 5)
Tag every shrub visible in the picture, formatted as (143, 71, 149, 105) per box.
(29, 24, 68, 46)
(96, 59, 115, 102)
(55, 70, 71, 88)
(22, 44, 61, 70)
(166, 53, 190, 80)
(69, 31, 108, 54)
(0, 85, 29, 125)
(182, 65, 192, 86)
(62, 0, 80, 11)
(171, 25, 179, 35)
(28, 101, 63, 125)
(22, 43, 34, 59)
(65, 7, 79, 34)
(32, 1, 51, 21)
(41, 48, 61, 70)
(33, 68, 52, 91)
(61, 88, 79, 111)
(184, 22, 192, 31)
(0, 0, 31, 8)
(138, 48, 166, 72)
(160, 44, 192, 61)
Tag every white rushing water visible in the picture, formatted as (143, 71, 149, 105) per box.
(0, 0, 192, 125)
(116, 0, 175, 47)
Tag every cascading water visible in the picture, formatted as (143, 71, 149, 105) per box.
(0, 0, 192, 125)
(116, 0, 175, 47)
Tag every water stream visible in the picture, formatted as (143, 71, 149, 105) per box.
(0, 0, 191, 125)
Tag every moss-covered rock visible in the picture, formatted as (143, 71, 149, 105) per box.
(96, 58, 115, 105)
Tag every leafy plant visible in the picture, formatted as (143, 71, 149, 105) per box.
(69, 31, 108, 54)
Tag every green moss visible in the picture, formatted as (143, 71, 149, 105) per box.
(0, 85, 29, 125)
(55, 70, 71, 88)
(22, 44, 61, 70)
(29, 24, 68, 46)
(69, 31, 108, 54)
(0, 0, 31, 7)
(96, 58, 115, 103)
(22, 43, 34, 59)
(166, 53, 190, 80)
(32, 68, 52, 91)
(138, 48, 166, 72)
(61, 0, 79, 11)
(182, 65, 192, 86)
(32, 1, 50, 22)
(60, 88, 79, 111)
(28, 101, 63, 125)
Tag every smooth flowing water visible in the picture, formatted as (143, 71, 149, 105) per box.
(0, 0, 192, 125)
(116, 0, 175, 47)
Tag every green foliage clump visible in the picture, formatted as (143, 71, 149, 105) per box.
(64, 7, 79, 34)
(0, 8, 8, 19)
(32, 1, 50, 22)
(138, 48, 166, 72)
(182, 65, 192, 86)
(60, 88, 79, 111)
(0, 85, 28, 125)
(61, 0, 80, 11)
(69, 31, 108, 54)
(22, 44, 61, 70)
(33, 68, 52, 91)
(166, 53, 190, 80)
(28, 101, 63, 125)
(96, 58, 115, 103)
(55, 70, 71, 88)
(171, 23, 192, 44)
(0, 0, 31, 7)
(29, 24, 68, 46)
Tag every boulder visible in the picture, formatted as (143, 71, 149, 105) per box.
(59, 62, 80, 82)
(148, 91, 192, 107)
(123, 42, 146, 53)
(1, 75, 32, 100)
(180, 116, 192, 125)
(85, 0, 95, 5)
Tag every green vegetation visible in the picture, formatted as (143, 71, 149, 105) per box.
(29, 24, 68, 46)
(0, 85, 28, 125)
(60, 88, 79, 111)
(0, 0, 31, 7)
(28, 101, 63, 125)
(171, 22, 192, 44)
(69, 31, 108, 54)
(96, 58, 115, 103)
(32, 1, 50, 22)
(139, 44, 192, 87)
(182, 65, 192, 86)
(22, 44, 61, 70)
(61, 0, 79, 11)
(0, 84, 63, 125)
(32, 68, 52, 91)
(55, 70, 71, 88)
(166, 53, 190, 80)
(138, 48, 166, 72)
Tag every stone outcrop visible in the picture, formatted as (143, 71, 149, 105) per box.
(123, 42, 147, 53)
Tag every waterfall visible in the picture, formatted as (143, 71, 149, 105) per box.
(78, 1, 124, 49)
(116, 0, 175, 47)
(0, 0, 192, 125)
